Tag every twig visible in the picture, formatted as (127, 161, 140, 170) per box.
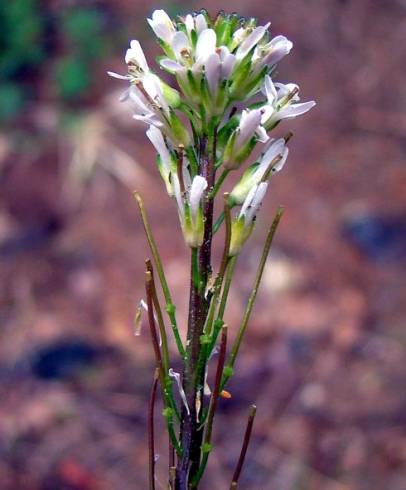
(134, 192, 185, 359)
(145, 259, 170, 373)
(148, 369, 159, 490)
(230, 405, 257, 488)
(222, 207, 284, 388)
(145, 270, 183, 457)
(191, 326, 228, 487)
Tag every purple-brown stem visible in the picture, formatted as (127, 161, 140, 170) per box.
(230, 405, 257, 488)
(148, 369, 159, 490)
(176, 128, 218, 489)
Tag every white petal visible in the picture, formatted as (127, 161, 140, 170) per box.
(182, 158, 192, 190)
(240, 184, 256, 218)
(262, 75, 277, 105)
(125, 40, 149, 72)
(146, 126, 172, 172)
(107, 71, 131, 80)
(169, 368, 190, 415)
(256, 125, 269, 143)
(275, 82, 300, 101)
(260, 105, 275, 125)
(195, 14, 208, 34)
(263, 35, 293, 66)
(196, 29, 217, 62)
(172, 31, 191, 61)
(172, 175, 185, 218)
(148, 9, 175, 44)
(243, 182, 268, 225)
(185, 14, 194, 36)
(236, 23, 270, 60)
(160, 58, 184, 73)
(143, 74, 169, 114)
(205, 53, 221, 95)
(273, 147, 289, 172)
(189, 176, 207, 220)
(260, 138, 286, 168)
(133, 114, 163, 127)
(220, 51, 236, 79)
(237, 109, 262, 149)
(277, 101, 316, 120)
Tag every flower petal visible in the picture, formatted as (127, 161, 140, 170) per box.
(189, 175, 207, 219)
(205, 52, 221, 95)
(107, 71, 131, 80)
(195, 13, 208, 34)
(148, 9, 175, 44)
(236, 23, 270, 60)
(125, 39, 149, 73)
(277, 101, 316, 120)
(160, 58, 184, 73)
(196, 28, 217, 62)
(169, 368, 190, 415)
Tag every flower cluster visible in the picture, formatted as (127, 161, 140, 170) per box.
(109, 9, 315, 253)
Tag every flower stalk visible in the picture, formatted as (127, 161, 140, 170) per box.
(110, 8, 314, 488)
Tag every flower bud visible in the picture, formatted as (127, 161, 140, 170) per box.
(229, 182, 268, 255)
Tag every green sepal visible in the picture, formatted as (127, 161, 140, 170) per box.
(229, 216, 254, 256)
(157, 38, 175, 59)
(156, 155, 173, 195)
(202, 443, 212, 454)
(169, 108, 190, 146)
(223, 366, 234, 378)
(200, 334, 211, 345)
(161, 81, 181, 108)
(163, 407, 174, 418)
(229, 162, 260, 205)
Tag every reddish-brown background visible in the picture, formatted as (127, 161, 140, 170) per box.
(1, 1, 405, 489)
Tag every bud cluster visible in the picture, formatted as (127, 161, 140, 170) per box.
(109, 9, 315, 252)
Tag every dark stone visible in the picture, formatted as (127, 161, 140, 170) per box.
(342, 214, 406, 263)
(31, 339, 99, 380)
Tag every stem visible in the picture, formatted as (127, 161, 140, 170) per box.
(145, 270, 183, 456)
(176, 125, 218, 488)
(191, 326, 228, 487)
(217, 255, 237, 322)
(212, 212, 225, 235)
(222, 207, 284, 388)
(230, 405, 257, 488)
(204, 194, 232, 339)
(134, 192, 185, 359)
(148, 369, 159, 490)
(146, 259, 170, 373)
(209, 168, 229, 199)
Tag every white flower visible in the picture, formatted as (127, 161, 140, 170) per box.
(239, 182, 268, 227)
(261, 76, 316, 127)
(127, 73, 170, 128)
(146, 126, 174, 194)
(204, 47, 236, 97)
(108, 40, 149, 82)
(229, 182, 269, 255)
(236, 109, 269, 151)
(147, 9, 176, 44)
(253, 35, 293, 70)
(189, 175, 207, 220)
(125, 40, 149, 72)
(236, 23, 270, 60)
(173, 174, 207, 248)
(195, 28, 217, 63)
(230, 138, 289, 204)
(169, 368, 190, 415)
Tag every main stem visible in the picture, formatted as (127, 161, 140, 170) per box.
(176, 128, 217, 489)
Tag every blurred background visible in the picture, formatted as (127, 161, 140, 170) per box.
(1, 0, 405, 489)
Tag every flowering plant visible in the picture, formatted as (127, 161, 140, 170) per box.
(109, 8, 315, 489)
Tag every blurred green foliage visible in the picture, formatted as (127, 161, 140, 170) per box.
(0, 0, 116, 123)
